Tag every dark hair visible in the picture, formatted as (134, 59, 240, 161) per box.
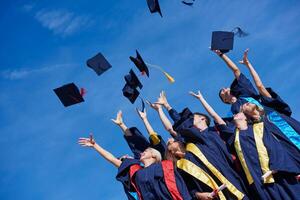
(218, 89, 230, 104)
(193, 112, 211, 126)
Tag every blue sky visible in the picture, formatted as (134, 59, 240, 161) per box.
(1, 0, 300, 199)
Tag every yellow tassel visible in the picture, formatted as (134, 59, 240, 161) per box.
(163, 71, 175, 83)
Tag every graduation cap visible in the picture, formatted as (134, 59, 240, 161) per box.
(182, 0, 195, 6)
(86, 52, 112, 76)
(130, 50, 149, 77)
(124, 69, 143, 89)
(211, 27, 249, 53)
(130, 50, 175, 83)
(146, 0, 162, 17)
(53, 83, 85, 107)
(122, 84, 140, 104)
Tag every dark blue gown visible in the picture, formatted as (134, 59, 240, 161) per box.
(117, 127, 191, 200)
(217, 123, 300, 200)
(168, 109, 250, 199)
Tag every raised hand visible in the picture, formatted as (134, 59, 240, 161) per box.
(146, 100, 162, 111)
(239, 48, 250, 66)
(136, 108, 147, 119)
(189, 90, 203, 100)
(78, 134, 96, 148)
(111, 110, 123, 126)
(155, 91, 168, 106)
(211, 48, 223, 56)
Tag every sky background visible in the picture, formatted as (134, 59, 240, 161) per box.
(1, 0, 300, 199)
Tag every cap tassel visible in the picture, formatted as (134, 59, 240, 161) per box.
(232, 27, 249, 37)
(163, 71, 175, 83)
(80, 88, 87, 97)
(145, 62, 175, 84)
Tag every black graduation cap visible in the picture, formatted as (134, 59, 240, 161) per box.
(86, 52, 112, 76)
(124, 69, 143, 89)
(211, 31, 234, 53)
(53, 83, 84, 107)
(122, 84, 140, 104)
(211, 27, 249, 53)
(129, 50, 149, 77)
(146, 0, 162, 17)
(182, 0, 195, 6)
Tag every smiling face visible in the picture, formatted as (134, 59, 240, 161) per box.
(219, 88, 235, 104)
(140, 148, 161, 164)
(166, 138, 185, 160)
(241, 102, 257, 116)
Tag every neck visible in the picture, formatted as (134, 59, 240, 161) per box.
(194, 125, 208, 132)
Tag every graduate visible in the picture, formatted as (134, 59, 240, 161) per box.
(238, 49, 300, 151)
(110, 110, 192, 200)
(189, 90, 300, 199)
(212, 49, 260, 115)
(148, 91, 249, 200)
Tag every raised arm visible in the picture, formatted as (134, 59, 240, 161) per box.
(111, 110, 132, 136)
(190, 91, 226, 125)
(213, 50, 241, 79)
(136, 108, 156, 136)
(147, 101, 178, 137)
(239, 49, 272, 98)
(78, 134, 122, 168)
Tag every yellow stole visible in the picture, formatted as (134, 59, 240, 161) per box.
(185, 143, 245, 200)
(177, 159, 226, 200)
(234, 122, 275, 185)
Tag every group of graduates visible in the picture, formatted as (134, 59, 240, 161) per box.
(78, 49, 300, 200)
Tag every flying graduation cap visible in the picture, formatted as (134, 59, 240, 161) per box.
(211, 27, 249, 53)
(53, 83, 85, 107)
(129, 50, 175, 83)
(86, 52, 112, 76)
(122, 69, 143, 104)
(182, 0, 195, 6)
(146, 0, 162, 17)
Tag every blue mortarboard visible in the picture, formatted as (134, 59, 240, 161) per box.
(146, 0, 162, 17)
(211, 31, 234, 53)
(122, 84, 140, 104)
(86, 52, 112, 76)
(53, 83, 84, 107)
(130, 50, 149, 77)
(124, 69, 143, 89)
(211, 27, 249, 53)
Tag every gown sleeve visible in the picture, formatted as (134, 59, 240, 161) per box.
(124, 127, 151, 159)
(148, 133, 167, 157)
(215, 124, 236, 147)
(260, 87, 292, 116)
(230, 73, 259, 99)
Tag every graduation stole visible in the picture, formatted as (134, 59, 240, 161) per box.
(242, 97, 300, 150)
(268, 111, 300, 150)
(234, 122, 275, 185)
(185, 143, 245, 200)
(177, 159, 226, 200)
(129, 164, 143, 200)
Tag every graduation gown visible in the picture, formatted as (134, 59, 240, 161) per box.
(178, 127, 249, 200)
(118, 127, 191, 200)
(217, 123, 300, 200)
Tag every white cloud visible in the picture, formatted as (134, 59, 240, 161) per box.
(1, 64, 75, 80)
(34, 9, 93, 36)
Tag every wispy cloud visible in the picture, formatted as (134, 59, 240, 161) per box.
(1, 64, 75, 80)
(34, 9, 93, 36)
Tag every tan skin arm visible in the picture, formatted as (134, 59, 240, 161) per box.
(136, 108, 156, 136)
(190, 91, 226, 125)
(147, 101, 178, 137)
(78, 134, 122, 168)
(213, 50, 241, 79)
(239, 49, 272, 98)
(111, 110, 132, 136)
